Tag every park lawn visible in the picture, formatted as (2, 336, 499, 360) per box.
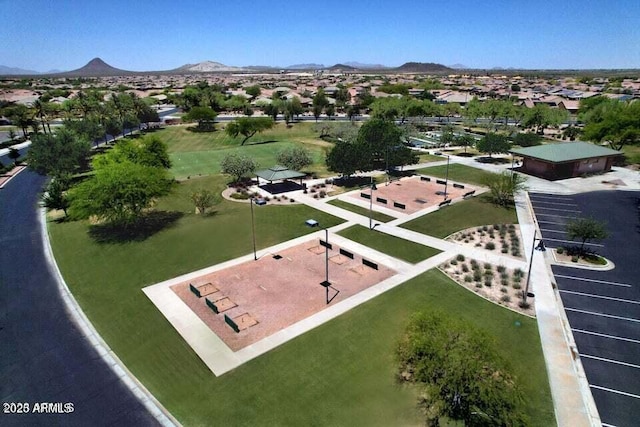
(338, 225, 441, 264)
(401, 194, 518, 238)
(327, 199, 396, 223)
(159, 123, 332, 179)
(418, 153, 446, 163)
(417, 163, 497, 186)
(47, 200, 556, 427)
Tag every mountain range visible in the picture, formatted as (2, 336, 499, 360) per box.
(0, 57, 454, 77)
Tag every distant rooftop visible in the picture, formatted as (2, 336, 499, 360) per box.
(510, 141, 621, 163)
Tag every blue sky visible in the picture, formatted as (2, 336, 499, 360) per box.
(2, 0, 639, 71)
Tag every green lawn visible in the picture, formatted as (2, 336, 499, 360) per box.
(418, 153, 446, 163)
(327, 199, 396, 223)
(402, 194, 518, 238)
(47, 176, 552, 426)
(158, 123, 332, 179)
(417, 163, 497, 186)
(338, 225, 441, 264)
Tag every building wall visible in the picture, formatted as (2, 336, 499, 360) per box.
(522, 158, 552, 176)
(573, 156, 609, 175)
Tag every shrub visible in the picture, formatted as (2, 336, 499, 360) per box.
(470, 259, 478, 267)
(518, 300, 531, 309)
(485, 242, 496, 250)
(450, 259, 458, 266)
(513, 283, 522, 290)
(514, 268, 524, 277)
(473, 272, 482, 282)
(456, 254, 465, 261)
(475, 282, 483, 288)
(484, 263, 492, 270)
(484, 279, 493, 287)
(484, 270, 493, 277)
(493, 224, 500, 230)
(557, 247, 564, 254)
(500, 287, 508, 293)
(464, 275, 473, 283)
(500, 272, 509, 280)
(571, 256, 579, 263)
(501, 295, 512, 303)
(501, 248, 509, 253)
(482, 225, 488, 231)
(497, 265, 506, 273)
(461, 264, 469, 273)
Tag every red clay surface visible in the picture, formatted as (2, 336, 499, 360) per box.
(347, 175, 473, 214)
(171, 239, 395, 351)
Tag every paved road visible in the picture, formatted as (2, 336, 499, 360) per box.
(0, 170, 159, 426)
(530, 190, 640, 427)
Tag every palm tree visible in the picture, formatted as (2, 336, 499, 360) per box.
(33, 99, 51, 135)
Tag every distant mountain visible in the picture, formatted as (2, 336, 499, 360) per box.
(449, 63, 469, 69)
(174, 60, 244, 73)
(343, 61, 388, 69)
(286, 63, 325, 69)
(395, 62, 452, 73)
(0, 65, 41, 75)
(327, 63, 356, 70)
(57, 58, 133, 77)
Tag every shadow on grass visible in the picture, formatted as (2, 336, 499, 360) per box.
(245, 140, 278, 145)
(88, 211, 183, 243)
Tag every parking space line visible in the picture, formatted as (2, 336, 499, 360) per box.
(540, 228, 568, 234)
(532, 206, 582, 213)
(538, 220, 567, 226)
(601, 423, 617, 427)
(555, 275, 632, 288)
(529, 195, 575, 202)
(531, 201, 580, 207)
(565, 308, 640, 323)
(535, 213, 580, 220)
(543, 237, 604, 247)
(582, 354, 640, 369)
(560, 289, 640, 305)
(590, 385, 640, 400)
(572, 329, 640, 344)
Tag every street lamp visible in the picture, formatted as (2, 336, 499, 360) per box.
(306, 220, 338, 304)
(369, 177, 378, 230)
(523, 230, 546, 304)
(443, 154, 450, 199)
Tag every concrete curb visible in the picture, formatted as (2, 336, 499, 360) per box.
(39, 208, 180, 427)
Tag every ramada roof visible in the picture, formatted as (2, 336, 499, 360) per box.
(510, 141, 621, 163)
(255, 165, 305, 182)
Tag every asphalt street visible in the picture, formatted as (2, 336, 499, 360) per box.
(530, 190, 640, 427)
(0, 170, 158, 426)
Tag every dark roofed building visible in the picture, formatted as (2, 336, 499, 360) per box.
(255, 165, 306, 194)
(510, 142, 621, 180)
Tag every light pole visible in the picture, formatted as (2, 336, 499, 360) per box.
(369, 177, 378, 230)
(523, 229, 546, 304)
(443, 154, 450, 199)
(250, 197, 257, 260)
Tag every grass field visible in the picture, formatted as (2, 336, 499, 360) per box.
(338, 225, 441, 264)
(418, 153, 446, 163)
(417, 163, 497, 186)
(327, 199, 396, 223)
(401, 194, 518, 238)
(158, 123, 332, 179)
(47, 165, 554, 426)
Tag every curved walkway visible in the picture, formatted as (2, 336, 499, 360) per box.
(0, 170, 171, 426)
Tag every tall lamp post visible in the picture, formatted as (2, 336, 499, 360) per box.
(443, 154, 450, 199)
(523, 230, 546, 304)
(369, 177, 378, 230)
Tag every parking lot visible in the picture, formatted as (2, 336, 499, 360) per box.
(529, 191, 640, 427)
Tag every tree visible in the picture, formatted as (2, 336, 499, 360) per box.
(581, 98, 640, 150)
(396, 312, 528, 426)
(8, 147, 21, 165)
(312, 88, 329, 121)
(70, 161, 171, 225)
(225, 117, 274, 145)
(8, 129, 17, 143)
(521, 104, 567, 134)
(182, 106, 217, 131)
(42, 176, 70, 216)
(324, 104, 335, 120)
(244, 85, 261, 99)
(27, 128, 91, 176)
(325, 140, 366, 178)
(512, 132, 542, 147)
(455, 134, 475, 153)
(276, 146, 312, 171)
(483, 171, 527, 207)
(220, 153, 259, 182)
(263, 102, 280, 121)
(566, 217, 608, 255)
(357, 118, 417, 170)
(191, 189, 216, 215)
(476, 132, 511, 157)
